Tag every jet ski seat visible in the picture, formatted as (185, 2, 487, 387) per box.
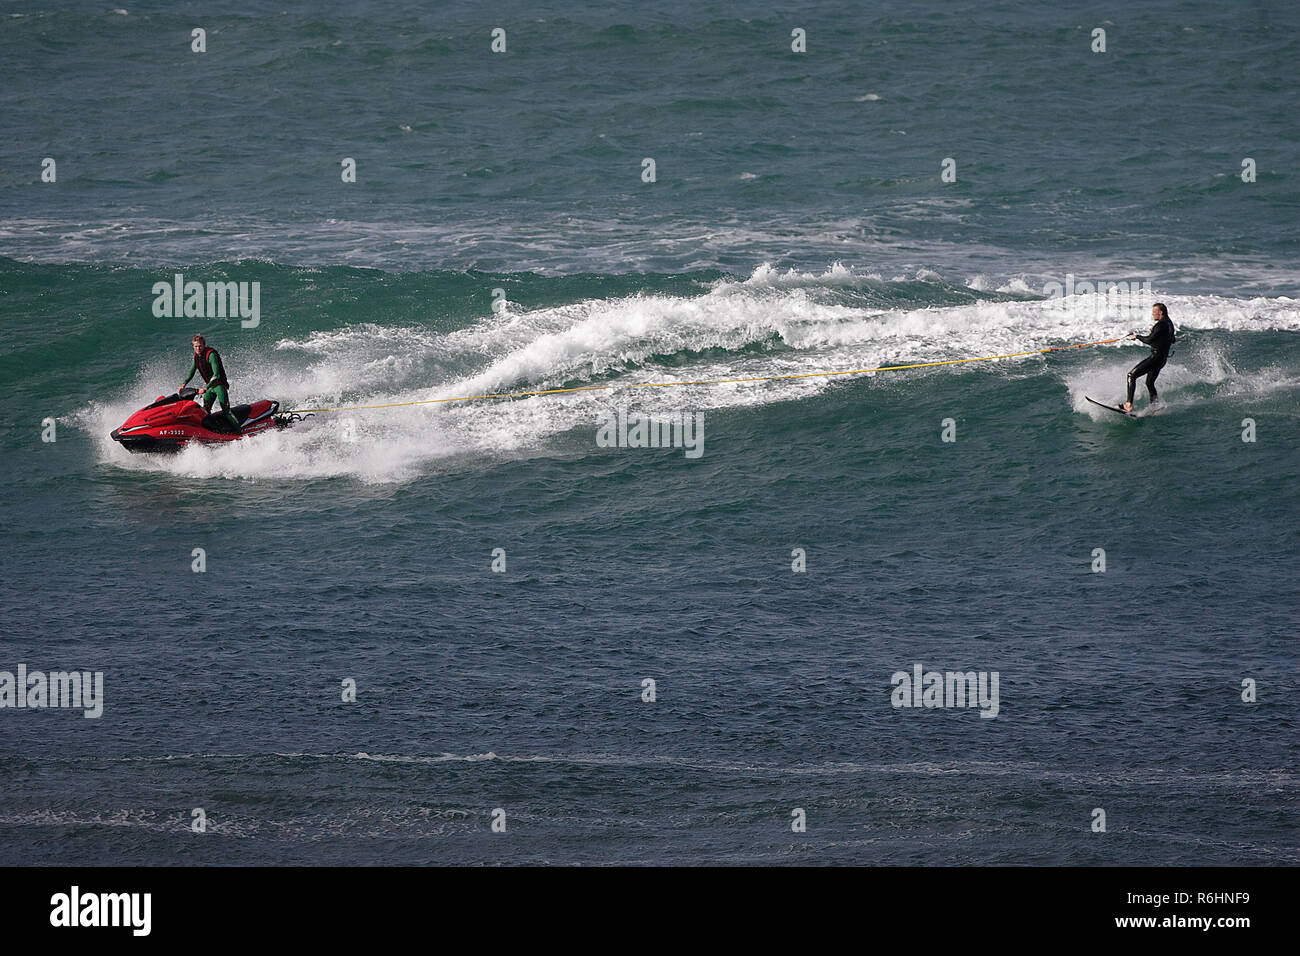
(201, 405, 253, 433)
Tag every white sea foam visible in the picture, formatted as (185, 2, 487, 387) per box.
(87, 265, 1300, 482)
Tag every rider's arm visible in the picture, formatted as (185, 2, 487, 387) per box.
(181, 357, 197, 386)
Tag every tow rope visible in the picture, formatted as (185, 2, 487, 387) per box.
(283, 336, 1125, 415)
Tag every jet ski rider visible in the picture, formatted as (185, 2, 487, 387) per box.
(181, 334, 242, 434)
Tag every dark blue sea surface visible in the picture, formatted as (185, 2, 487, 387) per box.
(0, 1, 1296, 864)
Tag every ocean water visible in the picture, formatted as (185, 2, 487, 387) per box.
(0, 0, 1296, 865)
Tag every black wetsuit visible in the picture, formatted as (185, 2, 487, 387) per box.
(1127, 317, 1175, 404)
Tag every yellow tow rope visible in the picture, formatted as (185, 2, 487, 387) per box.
(284, 336, 1125, 415)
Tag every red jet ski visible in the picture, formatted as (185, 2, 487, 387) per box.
(111, 387, 301, 453)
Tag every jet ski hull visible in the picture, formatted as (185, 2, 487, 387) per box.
(110, 390, 287, 454)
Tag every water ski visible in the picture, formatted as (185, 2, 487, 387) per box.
(1085, 396, 1136, 418)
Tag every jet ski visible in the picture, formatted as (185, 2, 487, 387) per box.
(110, 387, 302, 453)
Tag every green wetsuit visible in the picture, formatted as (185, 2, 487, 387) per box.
(182, 347, 241, 431)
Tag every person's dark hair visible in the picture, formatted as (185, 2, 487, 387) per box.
(1153, 303, 1169, 321)
(192, 334, 205, 345)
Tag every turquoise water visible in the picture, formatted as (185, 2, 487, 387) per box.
(0, 1, 1296, 864)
